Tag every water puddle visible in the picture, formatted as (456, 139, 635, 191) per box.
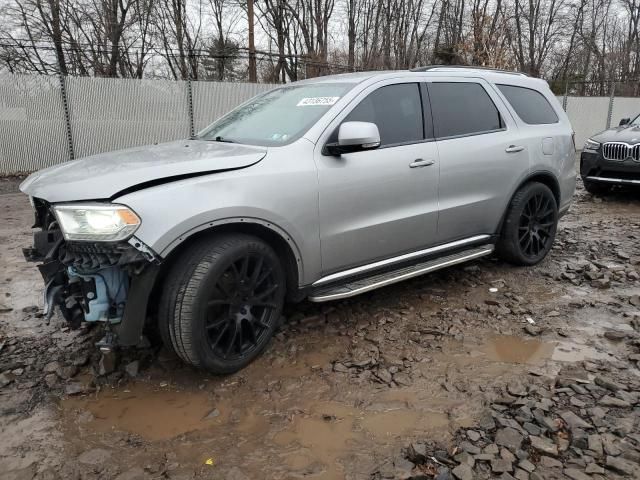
(361, 409, 449, 438)
(272, 400, 452, 478)
(483, 335, 608, 364)
(483, 335, 555, 364)
(63, 383, 222, 441)
(61, 378, 458, 479)
(273, 402, 359, 479)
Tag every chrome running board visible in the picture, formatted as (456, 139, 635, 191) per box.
(308, 244, 494, 302)
(312, 234, 491, 287)
(586, 176, 640, 185)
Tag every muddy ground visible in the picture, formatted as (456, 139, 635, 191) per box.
(1, 178, 640, 480)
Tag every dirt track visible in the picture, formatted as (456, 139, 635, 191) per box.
(1, 179, 640, 480)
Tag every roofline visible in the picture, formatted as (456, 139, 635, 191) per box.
(410, 65, 529, 77)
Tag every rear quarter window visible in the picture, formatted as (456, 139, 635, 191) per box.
(497, 84, 559, 125)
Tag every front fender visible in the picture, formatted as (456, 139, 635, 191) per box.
(117, 145, 321, 286)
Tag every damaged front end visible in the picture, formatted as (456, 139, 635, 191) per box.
(24, 198, 159, 350)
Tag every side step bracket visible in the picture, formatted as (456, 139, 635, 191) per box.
(308, 245, 494, 302)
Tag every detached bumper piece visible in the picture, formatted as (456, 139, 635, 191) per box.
(24, 199, 158, 348)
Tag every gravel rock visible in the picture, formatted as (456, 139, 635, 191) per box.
(563, 468, 591, 480)
(333, 362, 348, 373)
(407, 442, 428, 464)
(451, 464, 473, 480)
(124, 360, 140, 377)
(491, 459, 513, 473)
(518, 459, 535, 472)
(495, 428, 523, 451)
(559, 410, 593, 430)
(529, 436, 558, 456)
(585, 463, 605, 474)
(466, 430, 481, 442)
(606, 455, 640, 476)
(604, 330, 628, 341)
(43, 361, 61, 373)
(599, 395, 631, 408)
(594, 376, 626, 392)
(588, 434, 604, 457)
(0, 372, 13, 388)
(64, 381, 92, 396)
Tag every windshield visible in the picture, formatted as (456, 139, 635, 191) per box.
(198, 83, 355, 146)
(631, 114, 640, 125)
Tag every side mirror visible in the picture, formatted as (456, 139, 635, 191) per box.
(619, 118, 630, 126)
(325, 121, 381, 156)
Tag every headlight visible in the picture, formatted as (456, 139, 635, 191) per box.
(53, 204, 141, 242)
(584, 139, 600, 152)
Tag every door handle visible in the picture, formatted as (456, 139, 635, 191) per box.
(409, 158, 435, 168)
(505, 145, 525, 153)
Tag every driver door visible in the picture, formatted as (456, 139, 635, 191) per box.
(314, 80, 441, 276)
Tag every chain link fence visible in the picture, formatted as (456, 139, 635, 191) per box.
(1, 74, 640, 175)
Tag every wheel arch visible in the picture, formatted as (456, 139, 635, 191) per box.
(145, 220, 304, 325)
(496, 170, 561, 235)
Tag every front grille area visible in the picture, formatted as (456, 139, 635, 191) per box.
(59, 241, 146, 270)
(603, 142, 640, 161)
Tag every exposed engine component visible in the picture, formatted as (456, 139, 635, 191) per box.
(67, 266, 129, 323)
(24, 198, 154, 330)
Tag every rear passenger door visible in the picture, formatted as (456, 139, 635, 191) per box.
(427, 79, 527, 243)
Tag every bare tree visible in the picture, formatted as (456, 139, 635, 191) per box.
(155, 0, 203, 79)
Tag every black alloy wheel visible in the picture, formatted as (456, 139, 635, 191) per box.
(518, 191, 556, 259)
(159, 234, 286, 374)
(496, 182, 558, 266)
(205, 253, 280, 361)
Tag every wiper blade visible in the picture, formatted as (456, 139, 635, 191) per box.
(214, 136, 235, 143)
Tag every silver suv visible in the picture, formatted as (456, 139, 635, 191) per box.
(21, 66, 576, 374)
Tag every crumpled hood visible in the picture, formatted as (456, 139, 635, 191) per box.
(591, 124, 640, 144)
(20, 140, 266, 203)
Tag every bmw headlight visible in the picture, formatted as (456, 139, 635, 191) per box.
(53, 204, 141, 242)
(584, 139, 601, 152)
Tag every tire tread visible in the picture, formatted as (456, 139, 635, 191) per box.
(158, 234, 284, 373)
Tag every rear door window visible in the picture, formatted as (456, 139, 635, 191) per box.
(428, 82, 503, 138)
(497, 84, 559, 124)
(344, 83, 424, 146)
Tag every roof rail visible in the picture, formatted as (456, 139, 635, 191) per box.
(410, 65, 529, 77)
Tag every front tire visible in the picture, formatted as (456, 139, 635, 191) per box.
(496, 182, 558, 266)
(159, 234, 286, 374)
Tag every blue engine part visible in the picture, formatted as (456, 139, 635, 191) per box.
(67, 266, 129, 323)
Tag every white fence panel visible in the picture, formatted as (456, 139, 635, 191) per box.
(0, 74, 69, 174)
(66, 77, 191, 159)
(565, 96, 611, 147)
(2, 73, 640, 176)
(611, 97, 640, 127)
(192, 81, 276, 133)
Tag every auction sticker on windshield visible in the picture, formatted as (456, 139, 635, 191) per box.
(296, 97, 340, 107)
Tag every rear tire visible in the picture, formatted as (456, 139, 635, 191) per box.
(582, 178, 612, 196)
(159, 234, 286, 374)
(496, 182, 558, 266)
